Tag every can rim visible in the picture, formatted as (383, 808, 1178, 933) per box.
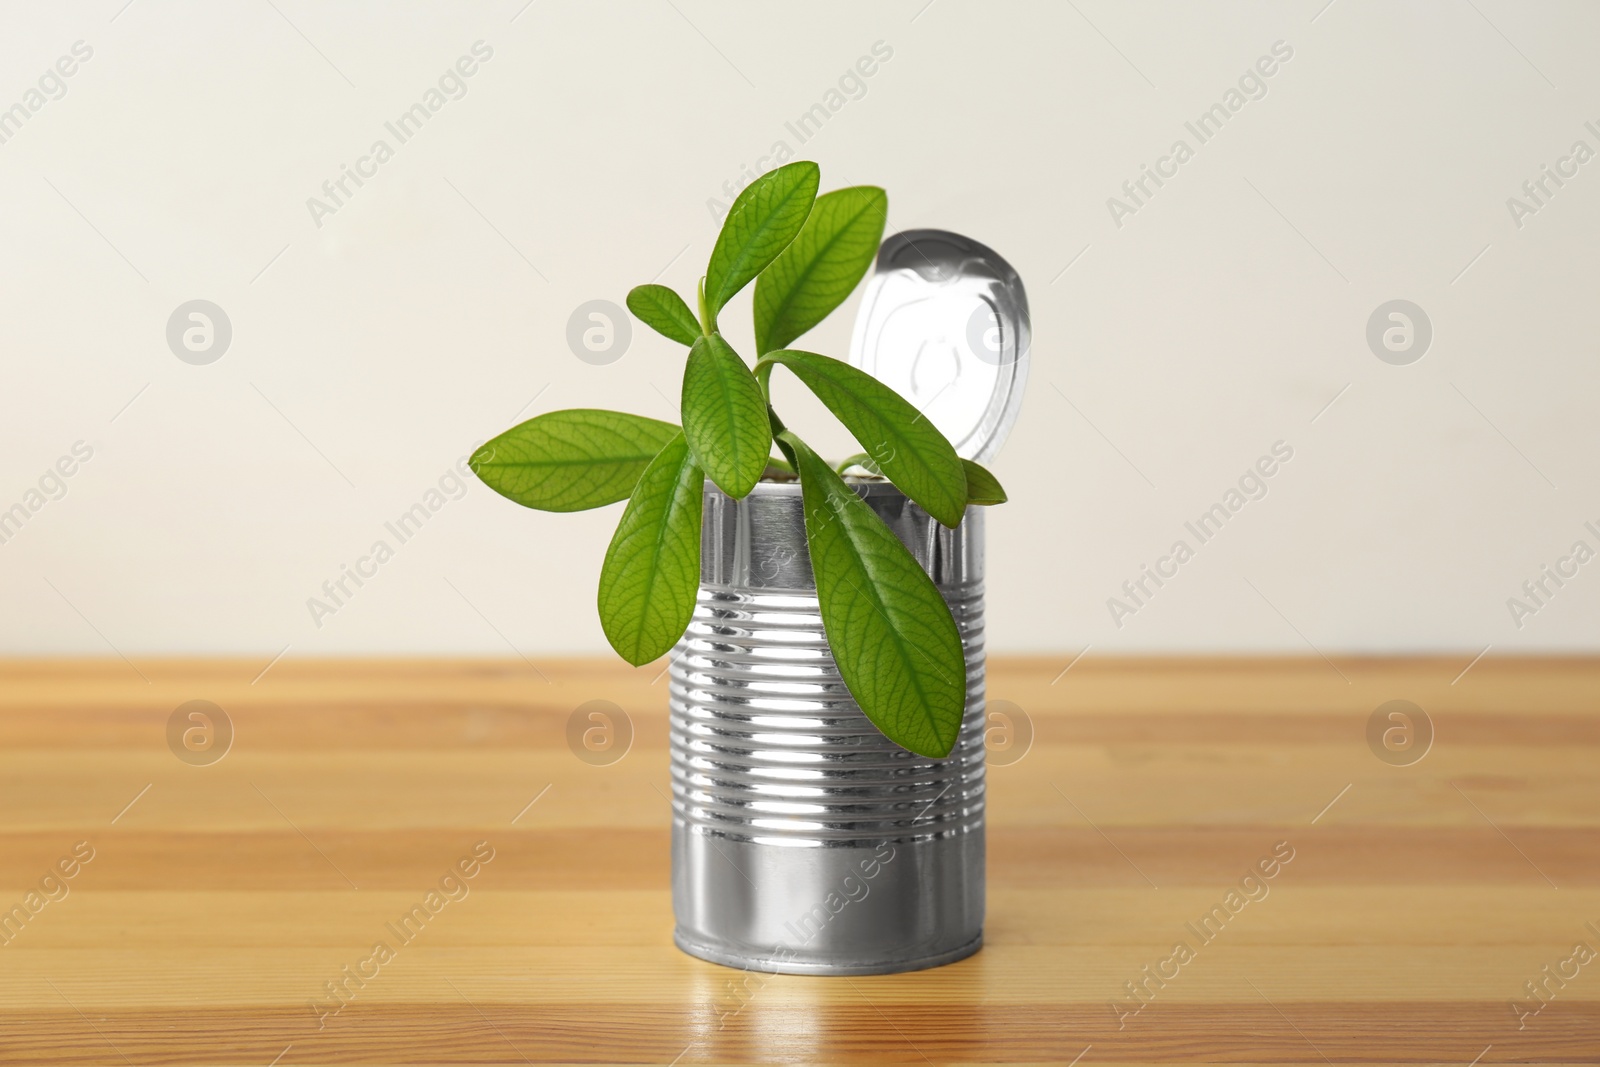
(705, 477, 907, 499)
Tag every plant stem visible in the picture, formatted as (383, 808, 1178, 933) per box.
(755, 359, 774, 404)
(696, 276, 714, 335)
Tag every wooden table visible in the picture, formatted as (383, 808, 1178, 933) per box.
(1, 656, 1596, 1065)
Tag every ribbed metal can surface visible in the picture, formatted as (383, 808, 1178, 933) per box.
(669, 479, 986, 975)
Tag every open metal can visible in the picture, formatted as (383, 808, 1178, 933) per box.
(668, 479, 986, 975)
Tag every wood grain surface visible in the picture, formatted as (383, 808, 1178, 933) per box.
(0, 655, 1596, 1065)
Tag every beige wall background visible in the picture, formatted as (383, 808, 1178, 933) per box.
(2, 0, 1597, 666)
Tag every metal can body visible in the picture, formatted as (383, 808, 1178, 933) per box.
(669, 480, 986, 975)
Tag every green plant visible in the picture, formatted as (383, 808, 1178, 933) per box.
(471, 161, 1007, 758)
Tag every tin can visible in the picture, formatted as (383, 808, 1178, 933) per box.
(668, 479, 986, 975)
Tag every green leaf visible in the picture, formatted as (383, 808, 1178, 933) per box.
(470, 409, 681, 512)
(626, 284, 701, 347)
(596, 433, 704, 666)
(963, 459, 1007, 505)
(754, 186, 887, 355)
(759, 350, 967, 528)
(776, 431, 966, 758)
(704, 161, 820, 325)
(682, 333, 771, 498)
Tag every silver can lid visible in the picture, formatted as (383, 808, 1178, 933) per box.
(847, 230, 1030, 463)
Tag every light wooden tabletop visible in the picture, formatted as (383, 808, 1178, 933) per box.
(0, 656, 1595, 1065)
